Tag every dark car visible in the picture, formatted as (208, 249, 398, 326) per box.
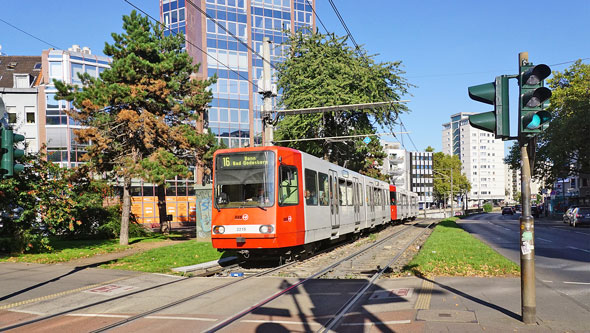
(570, 207, 590, 227)
(515, 204, 522, 212)
(531, 206, 540, 218)
(502, 207, 514, 215)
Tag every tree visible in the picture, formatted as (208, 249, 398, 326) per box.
(274, 30, 411, 177)
(432, 152, 471, 203)
(425, 146, 435, 152)
(56, 11, 216, 245)
(505, 60, 590, 185)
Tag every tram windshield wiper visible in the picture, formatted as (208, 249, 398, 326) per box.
(256, 205, 267, 211)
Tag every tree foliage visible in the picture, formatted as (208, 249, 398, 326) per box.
(505, 60, 590, 185)
(55, 11, 216, 244)
(432, 152, 471, 201)
(0, 151, 116, 253)
(274, 30, 411, 177)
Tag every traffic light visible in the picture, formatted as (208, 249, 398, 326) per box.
(468, 75, 510, 139)
(518, 63, 552, 137)
(0, 128, 25, 178)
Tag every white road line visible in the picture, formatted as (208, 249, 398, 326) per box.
(567, 246, 590, 254)
(67, 314, 130, 318)
(563, 281, 590, 285)
(574, 231, 588, 236)
(341, 320, 412, 326)
(537, 237, 553, 242)
(146, 316, 218, 321)
(541, 280, 553, 283)
(241, 320, 322, 326)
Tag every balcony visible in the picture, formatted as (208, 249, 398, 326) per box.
(389, 167, 405, 176)
(388, 156, 404, 164)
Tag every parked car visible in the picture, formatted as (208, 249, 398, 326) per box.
(502, 207, 514, 215)
(515, 204, 522, 212)
(531, 206, 540, 218)
(563, 206, 578, 224)
(570, 207, 590, 227)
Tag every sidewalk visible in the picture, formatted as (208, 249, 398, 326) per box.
(367, 276, 590, 332)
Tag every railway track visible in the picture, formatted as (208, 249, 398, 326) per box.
(0, 219, 435, 332)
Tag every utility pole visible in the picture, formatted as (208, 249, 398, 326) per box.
(260, 37, 275, 147)
(450, 169, 454, 217)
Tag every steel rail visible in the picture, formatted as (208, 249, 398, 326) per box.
(203, 221, 422, 332)
(320, 221, 435, 332)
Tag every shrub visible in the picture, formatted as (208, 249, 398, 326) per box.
(483, 203, 493, 212)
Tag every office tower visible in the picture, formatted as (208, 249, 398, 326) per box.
(160, 0, 315, 148)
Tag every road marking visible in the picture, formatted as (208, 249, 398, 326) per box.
(146, 316, 218, 321)
(567, 246, 590, 254)
(241, 319, 322, 326)
(0, 275, 134, 310)
(537, 237, 553, 242)
(541, 280, 553, 283)
(563, 281, 590, 285)
(67, 314, 130, 318)
(415, 279, 433, 310)
(341, 320, 412, 326)
(574, 231, 588, 236)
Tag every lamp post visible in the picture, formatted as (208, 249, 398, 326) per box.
(434, 169, 454, 217)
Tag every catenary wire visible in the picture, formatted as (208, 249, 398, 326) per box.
(0, 17, 61, 50)
(305, 0, 329, 34)
(328, 0, 360, 53)
(184, 0, 278, 71)
(123, 0, 256, 87)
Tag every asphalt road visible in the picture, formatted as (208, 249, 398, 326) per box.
(458, 212, 590, 311)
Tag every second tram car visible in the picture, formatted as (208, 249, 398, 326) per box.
(211, 146, 418, 257)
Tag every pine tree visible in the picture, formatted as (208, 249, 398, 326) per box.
(56, 11, 216, 244)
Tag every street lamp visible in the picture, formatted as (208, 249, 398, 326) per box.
(433, 169, 454, 217)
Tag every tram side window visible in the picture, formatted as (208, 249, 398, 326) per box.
(279, 166, 299, 206)
(318, 172, 329, 206)
(304, 169, 318, 206)
(390, 190, 397, 206)
(346, 180, 353, 206)
(338, 179, 347, 206)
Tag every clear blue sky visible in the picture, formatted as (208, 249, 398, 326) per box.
(1, 0, 589, 152)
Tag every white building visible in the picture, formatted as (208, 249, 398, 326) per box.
(442, 112, 506, 206)
(382, 141, 409, 190)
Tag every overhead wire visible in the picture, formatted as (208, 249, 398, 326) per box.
(123, 0, 256, 87)
(0, 17, 61, 50)
(327, 0, 360, 54)
(304, 0, 329, 34)
(183, 0, 278, 71)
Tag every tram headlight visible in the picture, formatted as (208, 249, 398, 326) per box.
(213, 225, 225, 234)
(259, 225, 274, 234)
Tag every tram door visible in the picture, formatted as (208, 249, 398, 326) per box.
(367, 182, 375, 224)
(353, 177, 361, 225)
(329, 170, 340, 229)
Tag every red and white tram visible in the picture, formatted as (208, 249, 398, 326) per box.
(211, 146, 418, 257)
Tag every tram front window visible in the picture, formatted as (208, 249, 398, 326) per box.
(214, 151, 275, 208)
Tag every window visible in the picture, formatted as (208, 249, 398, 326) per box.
(279, 165, 299, 206)
(318, 172, 329, 206)
(14, 74, 29, 88)
(25, 106, 35, 123)
(346, 180, 353, 206)
(6, 106, 16, 124)
(339, 178, 347, 206)
(304, 169, 318, 206)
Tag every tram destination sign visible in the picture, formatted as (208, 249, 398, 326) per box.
(217, 152, 271, 170)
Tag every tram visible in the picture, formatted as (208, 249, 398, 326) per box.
(211, 146, 418, 257)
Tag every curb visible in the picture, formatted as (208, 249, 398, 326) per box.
(172, 256, 238, 273)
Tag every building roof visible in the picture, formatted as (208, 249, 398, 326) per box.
(0, 55, 42, 88)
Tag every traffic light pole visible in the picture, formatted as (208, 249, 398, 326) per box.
(518, 52, 536, 325)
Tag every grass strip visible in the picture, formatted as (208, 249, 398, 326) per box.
(99, 241, 231, 274)
(0, 234, 184, 264)
(404, 218, 520, 277)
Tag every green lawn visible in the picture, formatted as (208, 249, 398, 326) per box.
(0, 235, 183, 264)
(404, 218, 520, 277)
(100, 241, 232, 274)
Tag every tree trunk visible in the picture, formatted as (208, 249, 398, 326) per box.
(120, 176, 131, 245)
(157, 185, 169, 234)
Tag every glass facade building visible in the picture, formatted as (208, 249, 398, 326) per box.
(40, 47, 111, 168)
(160, 0, 315, 148)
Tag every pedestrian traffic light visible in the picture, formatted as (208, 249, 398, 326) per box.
(468, 75, 510, 139)
(0, 128, 25, 178)
(518, 63, 551, 137)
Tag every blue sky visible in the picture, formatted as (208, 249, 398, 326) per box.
(1, 0, 589, 152)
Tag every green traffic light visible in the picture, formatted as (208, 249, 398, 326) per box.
(468, 76, 510, 139)
(519, 63, 552, 136)
(0, 128, 25, 177)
